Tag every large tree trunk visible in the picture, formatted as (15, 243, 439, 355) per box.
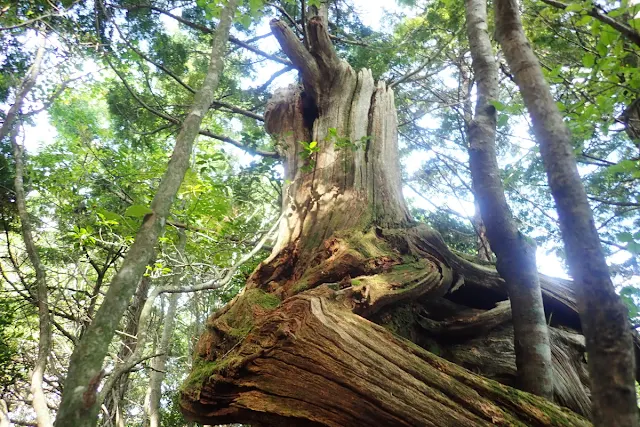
(179, 16, 598, 426)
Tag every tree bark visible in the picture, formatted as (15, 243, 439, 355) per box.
(145, 293, 179, 427)
(473, 200, 492, 262)
(464, 0, 553, 398)
(179, 15, 594, 426)
(53, 2, 239, 426)
(7, 34, 53, 427)
(11, 128, 53, 427)
(494, 0, 639, 425)
(182, 289, 590, 427)
(456, 59, 493, 264)
(146, 231, 185, 427)
(103, 268, 154, 427)
(0, 33, 45, 144)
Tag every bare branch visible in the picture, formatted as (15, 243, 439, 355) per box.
(270, 19, 320, 90)
(588, 196, 640, 208)
(253, 66, 294, 93)
(211, 100, 264, 121)
(198, 128, 279, 158)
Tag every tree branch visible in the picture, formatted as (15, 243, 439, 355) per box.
(100, 215, 281, 399)
(270, 19, 320, 92)
(588, 196, 640, 207)
(198, 129, 279, 158)
(121, 4, 293, 66)
(106, 56, 278, 158)
(540, 0, 640, 48)
(211, 100, 264, 121)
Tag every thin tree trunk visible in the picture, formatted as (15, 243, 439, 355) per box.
(464, 0, 553, 398)
(0, 34, 45, 144)
(54, 1, 239, 426)
(146, 231, 185, 427)
(103, 270, 154, 427)
(8, 34, 53, 426)
(495, 0, 639, 423)
(11, 127, 53, 427)
(146, 296, 178, 427)
(457, 61, 494, 263)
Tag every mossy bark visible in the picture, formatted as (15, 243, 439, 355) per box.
(180, 15, 609, 426)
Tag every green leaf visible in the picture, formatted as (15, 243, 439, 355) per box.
(600, 30, 617, 46)
(607, 159, 638, 175)
(617, 232, 634, 243)
(489, 100, 506, 111)
(565, 3, 584, 12)
(240, 14, 252, 29)
(249, 0, 262, 14)
(582, 53, 595, 68)
(125, 205, 153, 217)
(309, 141, 318, 149)
(627, 242, 640, 254)
(97, 209, 120, 221)
(607, 7, 626, 17)
(576, 15, 591, 25)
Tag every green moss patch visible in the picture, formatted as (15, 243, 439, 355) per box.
(181, 289, 281, 400)
(217, 288, 281, 338)
(344, 229, 394, 258)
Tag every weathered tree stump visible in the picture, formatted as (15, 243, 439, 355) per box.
(179, 16, 619, 426)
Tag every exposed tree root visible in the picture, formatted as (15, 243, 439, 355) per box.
(181, 225, 596, 424)
(181, 287, 589, 426)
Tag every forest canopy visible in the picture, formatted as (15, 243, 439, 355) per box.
(0, 0, 639, 425)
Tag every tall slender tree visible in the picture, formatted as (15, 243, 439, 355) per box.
(494, 0, 639, 424)
(1, 32, 53, 427)
(464, 0, 553, 398)
(54, 1, 240, 425)
(145, 231, 184, 427)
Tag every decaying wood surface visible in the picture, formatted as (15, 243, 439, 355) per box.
(179, 14, 630, 426)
